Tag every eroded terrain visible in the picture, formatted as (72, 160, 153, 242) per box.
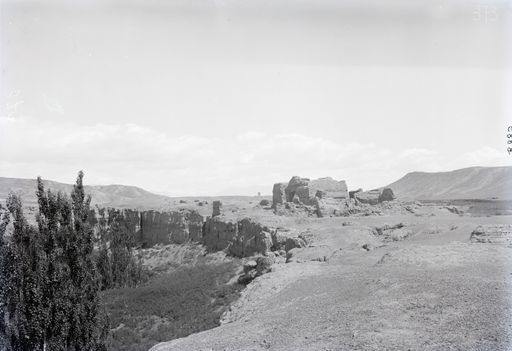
(150, 203, 512, 351)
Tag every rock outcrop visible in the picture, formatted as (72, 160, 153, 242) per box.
(285, 237, 306, 252)
(212, 201, 222, 217)
(286, 245, 334, 263)
(202, 217, 276, 257)
(95, 207, 296, 259)
(139, 210, 204, 247)
(231, 218, 274, 257)
(470, 225, 512, 245)
(238, 256, 275, 284)
(202, 217, 238, 252)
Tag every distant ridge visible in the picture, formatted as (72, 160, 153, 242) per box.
(2, 166, 511, 209)
(0, 177, 172, 209)
(386, 166, 512, 201)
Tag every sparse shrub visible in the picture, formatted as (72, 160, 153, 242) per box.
(259, 199, 270, 206)
(102, 262, 243, 351)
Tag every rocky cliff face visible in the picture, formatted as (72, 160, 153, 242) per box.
(202, 217, 275, 257)
(94, 207, 280, 259)
(139, 210, 204, 246)
(93, 208, 204, 248)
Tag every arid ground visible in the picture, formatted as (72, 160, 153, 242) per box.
(151, 202, 512, 351)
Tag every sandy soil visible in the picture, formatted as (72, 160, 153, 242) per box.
(150, 206, 512, 351)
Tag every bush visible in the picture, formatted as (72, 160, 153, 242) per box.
(259, 199, 270, 206)
(102, 262, 243, 351)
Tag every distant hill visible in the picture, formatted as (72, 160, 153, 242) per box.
(0, 177, 173, 209)
(386, 166, 512, 201)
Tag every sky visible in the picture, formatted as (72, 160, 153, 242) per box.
(1, 0, 511, 196)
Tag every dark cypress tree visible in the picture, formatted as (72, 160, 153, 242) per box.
(95, 208, 113, 290)
(36, 178, 74, 350)
(0, 203, 9, 351)
(0, 194, 46, 350)
(68, 171, 105, 350)
(1, 173, 108, 351)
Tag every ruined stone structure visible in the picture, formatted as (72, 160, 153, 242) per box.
(272, 183, 287, 206)
(349, 188, 363, 199)
(355, 187, 395, 205)
(285, 176, 310, 202)
(309, 177, 349, 200)
(272, 176, 349, 211)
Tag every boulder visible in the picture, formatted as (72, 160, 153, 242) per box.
(238, 269, 258, 284)
(272, 183, 287, 207)
(362, 243, 373, 251)
(238, 256, 275, 284)
(271, 231, 289, 250)
(243, 260, 257, 274)
(256, 256, 274, 275)
(285, 237, 306, 252)
(259, 199, 270, 206)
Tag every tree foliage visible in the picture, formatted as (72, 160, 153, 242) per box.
(95, 209, 145, 290)
(0, 172, 108, 351)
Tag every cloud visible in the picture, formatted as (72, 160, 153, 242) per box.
(0, 117, 509, 196)
(462, 146, 511, 166)
(43, 94, 65, 115)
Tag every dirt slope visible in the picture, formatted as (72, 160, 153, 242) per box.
(386, 166, 512, 200)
